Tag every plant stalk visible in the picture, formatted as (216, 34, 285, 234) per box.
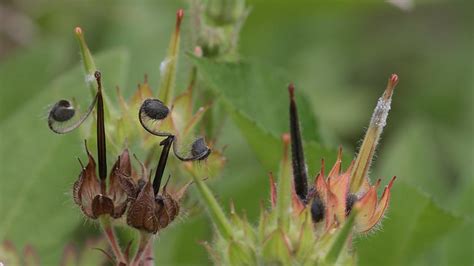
(132, 232, 153, 266)
(100, 216, 126, 264)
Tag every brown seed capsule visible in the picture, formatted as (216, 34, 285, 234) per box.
(108, 149, 133, 218)
(91, 194, 114, 217)
(73, 144, 133, 219)
(50, 100, 75, 122)
(73, 147, 103, 219)
(126, 181, 180, 234)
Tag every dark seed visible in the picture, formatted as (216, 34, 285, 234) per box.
(155, 195, 164, 207)
(191, 137, 210, 159)
(138, 179, 147, 191)
(345, 193, 358, 215)
(311, 197, 325, 223)
(91, 194, 114, 218)
(51, 100, 75, 122)
(141, 99, 169, 120)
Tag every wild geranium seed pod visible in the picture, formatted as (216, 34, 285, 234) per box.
(288, 83, 309, 201)
(174, 137, 212, 161)
(310, 196, 325, 222)
(140, 98, 170, 121)
(47, 94, 98, 134)
(50, 100, 75, 122)
(288, 76, 399, 233)
(191, 137, 211, 160)
(64, 72, 132, 220)
(126, 136, 188, 234)
(153, 136, 174, 195)
(191, 75, 400, 265)
(138, 98, 212, 162)
(48, 71, 136, 222)
(46, 9, 225, 264)
(126, 177, 181, 234)
(128, 91, 214, 235)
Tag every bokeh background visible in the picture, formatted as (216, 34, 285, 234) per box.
(0, 0, 472, 265)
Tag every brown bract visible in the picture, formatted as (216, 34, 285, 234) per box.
(126, 178, 190, 234)
(73, 146, 133, 219)
(126, 182, 177, 234)
(308, 149, 396, 233)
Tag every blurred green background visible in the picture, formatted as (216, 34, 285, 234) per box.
(0, 0, 472, 265)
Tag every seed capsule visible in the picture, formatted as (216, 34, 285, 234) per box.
(311, 197, 325, 223)
(50, 100, 75, 122)
(141, 99, 170, 120)
(191, 137, 211, 160)
(345, 193, 358, 216)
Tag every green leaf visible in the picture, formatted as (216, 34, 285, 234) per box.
(0, 41, 68, 122)
(230, 107, 339, 174)
(192, 57, 321, 143)
(191, 57, 344, 174)
(0, 48, 129, 264)
(355, 181, 463, 266)
(228, 109, 282, 170)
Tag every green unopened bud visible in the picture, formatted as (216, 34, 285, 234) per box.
(205, 0, 246, 25)
(74, 27, 97, 94)
(191, 0, 249, 60)
(276, 133, 292, 231)
(73, 27, 116, 122)
(197, 26, 228, 58)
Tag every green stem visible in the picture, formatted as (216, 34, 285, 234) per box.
(192, 175, 234, 240)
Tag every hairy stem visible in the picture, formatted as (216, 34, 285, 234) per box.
(100, 216, 126, 264)
(132, 232, 153, 266)
(143, 240, 154, 266)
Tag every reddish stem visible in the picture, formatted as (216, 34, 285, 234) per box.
(143, 240, 154, 266)
(101, 217, 126, 264)
(132, 232, 152, 266)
